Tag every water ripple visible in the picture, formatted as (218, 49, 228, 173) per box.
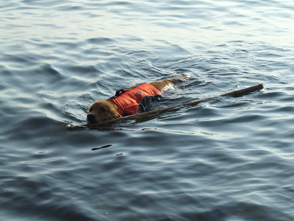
(1, 0, 294, 220)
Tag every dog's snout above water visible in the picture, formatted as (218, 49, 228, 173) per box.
(87, 114, 96, 123)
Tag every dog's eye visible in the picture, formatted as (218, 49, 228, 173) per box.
(89, 107, 93, 112)
(100, 107, 106, 112)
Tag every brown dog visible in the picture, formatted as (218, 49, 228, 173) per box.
(87, 74, 189, 123)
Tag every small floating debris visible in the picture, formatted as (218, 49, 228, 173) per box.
(92, 144, 112, 151)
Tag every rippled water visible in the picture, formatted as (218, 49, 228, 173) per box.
(1, 0, 294, 220)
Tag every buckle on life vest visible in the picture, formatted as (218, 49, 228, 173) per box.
(115, 89, 125, 97)
(108, 89, 125, 101)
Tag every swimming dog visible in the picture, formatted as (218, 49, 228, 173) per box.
(87, 74, 189, 123)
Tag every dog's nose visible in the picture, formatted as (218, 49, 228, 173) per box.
(87, 114, 96, 123)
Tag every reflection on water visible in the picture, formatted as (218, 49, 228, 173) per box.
(1, 0, 294, 220)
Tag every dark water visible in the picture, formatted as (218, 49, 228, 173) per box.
(1, 0, 294, 220)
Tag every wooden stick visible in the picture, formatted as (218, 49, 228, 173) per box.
(67, 83, 263, 129)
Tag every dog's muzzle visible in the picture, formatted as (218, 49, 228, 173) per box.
(87, 114, 97, 123)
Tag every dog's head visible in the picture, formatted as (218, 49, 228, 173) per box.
(87, 100, 121, 123)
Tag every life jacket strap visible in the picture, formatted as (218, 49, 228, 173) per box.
(115, 89, 125, 97)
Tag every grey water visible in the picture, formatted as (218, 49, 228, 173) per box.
(1, 0, 294, 220)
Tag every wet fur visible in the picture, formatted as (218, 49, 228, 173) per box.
(87, 74, 189, 123)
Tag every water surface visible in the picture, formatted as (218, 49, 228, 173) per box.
(1, 0, 294, 220)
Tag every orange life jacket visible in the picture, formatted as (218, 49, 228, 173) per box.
(109, 83, 162, 116)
